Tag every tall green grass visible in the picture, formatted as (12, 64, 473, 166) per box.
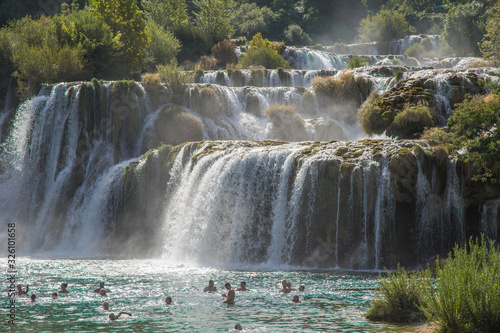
(422, 238, 500, 332)
(365, 266, 428, 322)
(366, 237, 500, 332)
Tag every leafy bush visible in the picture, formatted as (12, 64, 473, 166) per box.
(157, 60, 190, 104)
(366, 237, 500, 331)
(346, 56, 369, 69)
(404, 43, 426, 60)
(358, 9, 414, 43)
(365, 266, 428, 322)
(422, 238, 500, 332)
(264, 104, 308, 141)
(141, 73, 161, 86)
(145, 19, 181, 72)
(283, 24, 312, 46)
(239, 33, 290, 69)
(358, 91, 391, 135)
(211, 41, 238, 68)
(155, 105, 204, 146)
(389, 102, 435, 139)
(197, 55, 218, 70)
(190, 85, 223, 117)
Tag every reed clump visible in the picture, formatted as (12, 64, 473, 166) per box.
(365, 237, 500, 333)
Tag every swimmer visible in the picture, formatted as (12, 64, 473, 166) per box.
(94, 282, 105, 293)
(17, 284, 29, 295)
(103, 301, 109, 310)
(279, 280, 290, 293)
(52, 292, 58, 299)
(109, 312, 131, 321)
(31, 294, 36, 302)
(222, 283, 235, 304)
(237, 282, 249, 291)
(165, 296, 172, 305)
(286, 282, 296, 292)
(292, 295, 301, 303)
(299, 286, 305, 292)
(235, 323, 243, 331)
(99, 289, 107, 296)
(59, 283, 69, 294)
(204, 280, 217, 292)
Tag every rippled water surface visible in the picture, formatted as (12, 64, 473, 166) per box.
(2, 259, 422, 332)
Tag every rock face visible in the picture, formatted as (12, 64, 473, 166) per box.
(358, 71, 489, 139)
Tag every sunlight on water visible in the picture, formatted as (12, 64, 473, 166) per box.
(2, 258, 422, 332)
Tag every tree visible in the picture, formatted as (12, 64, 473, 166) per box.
(442, 1, 487, 56)
(193, 0, 235, 46)
(90, 0, 149, 76)
(358, 8, 413, 43)
(142, 0, 188, 35)
(145, 19, 181, 71)
(230, 3, 277, 39)
(53, 8, 122, 79)
(481, 2, 500, 65)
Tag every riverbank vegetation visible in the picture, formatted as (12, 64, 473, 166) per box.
(366, 238, 500, 332)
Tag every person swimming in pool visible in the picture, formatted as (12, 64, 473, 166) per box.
(279, 280, 290, 293)
(292, 295, 301, 303)
(108, 312, 132, 321)
(298, 286, 305, 292)
(286, 282, 296, 292)
(58, 283, 69, 294)
(235, 323, 243, 331)
(222, 283, 235, 304)
(103, 301, 109, 310)
(165, 296, 172, 305)
(52, 292, 58, 299)
(31, 294, 36, 302)
(204, 280, 217, 292)
(94, 282, 110, 293)
(17, 284, 29, 295)
(237, 282, 249, 291)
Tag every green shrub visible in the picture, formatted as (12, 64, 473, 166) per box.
(422, 238, 500, 332)
(482, 3, 500, 66)
(239, 33, 290, 69)
(388, 102, 435, 139)
(155, 105, 204, 146)
(230, 3, 277, 40)
(211, 40, 238, 68)
(283, 24, 312, 46)
(190, 85, 223, 117)
(145, 19, 181, 72)
(52, 8, 121, 79)
(358, 9, 414, 43)
(346, 56, 369, 69)
(404, 43, 426, 60)
(365, 266, 428, 322)
(157, 60, 190, 104)
(264, 104, 308, 141)
(198, 55, 218, 70)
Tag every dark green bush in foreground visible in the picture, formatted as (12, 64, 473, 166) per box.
(366, 238, 500, 333)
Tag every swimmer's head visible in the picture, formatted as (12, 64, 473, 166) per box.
(165, 296, 172, 305)
(109, 313, 116, 321)
(52, 292, 58, 299)
(103, 301, 109, 310)
(235, 323, 243, 331)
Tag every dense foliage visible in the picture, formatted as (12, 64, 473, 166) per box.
(422, 93, 500, 183)
(239, 33, 290, 69)
(358, 9, 413, 43)
(366, 238, 500, 333)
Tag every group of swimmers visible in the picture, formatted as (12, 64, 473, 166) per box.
(16, 278, 305, 329)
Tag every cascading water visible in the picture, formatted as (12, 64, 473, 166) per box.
(1, 43, 498, 269)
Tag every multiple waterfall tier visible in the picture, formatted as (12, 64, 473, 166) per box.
(0, 44, 498, 269)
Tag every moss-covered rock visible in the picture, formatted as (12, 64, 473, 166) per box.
(389, 148, 418, 202)
(155, 105, 204, 146)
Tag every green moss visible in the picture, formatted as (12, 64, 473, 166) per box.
(336, 146, 348, 156)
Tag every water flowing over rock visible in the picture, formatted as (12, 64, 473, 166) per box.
(0, 40, 498, 268)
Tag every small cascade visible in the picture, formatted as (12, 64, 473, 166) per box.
(391, 35, 440, 55)
(198, 69, 337, 88)
(481, 201, 499, 241)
